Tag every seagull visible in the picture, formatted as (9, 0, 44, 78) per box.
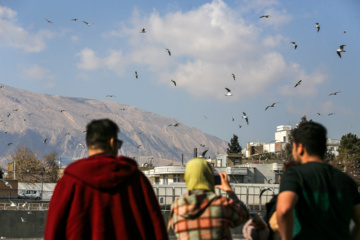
(294, 80, 302, 88)
(329, 91, 340, 96)
(200, 144, 206, 148)
(1, 179, 12, 188)
(171, 80, 176, 86)
(260, 15, 270, 18)
(328, 113, 335, 116)
(135, 71, 138, 79)
(60, 110, 65, 113)
(200, 149, 208, 158)
(166, 48, 171, 56)
(317, 113, 323, 117)
(239, 125, 242, 128)
(344, 30, 348, 34)
(232, 117, 235, 122)
(70, 18, 79, 21)
(44, 18, 53, 24)
(43, 138, 48, 144)
(259, 187, 274, 198)
(232, 73, 236, 81)
(7, 143, 13, 146)
(65, 132, 70, 136)
(140, 28, 146, 33)
(78, 143, 85, 148)
(291, 42, 298, 50)
(0, 85, 4, 88)
(106, 95, 116, 97)
(225, 88, 232, 96)
(265, 102, 280, 111)
(168, 123, 180, 127)
(203, 115, 208, 119)
(22, 202, 27, 208)
(7, 114, 10, 117)
(137, 144, 141, 149)
(82, 21, 94, 27)
(13, 109, 18, 111)
(337, 45, 346, 58)
(119, 108, 126, 111)
(242, 112, 249, 125)
(28, 113, 33, 116)
(21, 217, 26, 223)
(315, 22, 320, 32)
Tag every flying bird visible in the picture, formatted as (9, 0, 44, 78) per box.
(329, 91, 340, 96)
(171, 80, 176, 86)
(203, 115, 208, 119)
(328, 113, 336, 116)
(225, 88, 232, 96)
(9, 200, 17, 209)
(60, 110, 65, 113)
(200, 149, 208, 158)
(140, 28, 146, 33)
(78, 143, 85, 148)
(0, 85, 4, 88)
(337, 45, 346, 58)
(106, 95, 116, 97)
(44, 18, 53, 24)
(168, 123, 180, 127)
(7, 113, 10, 117)
(259, 187, 274, 198)
(65, 132, 70, 136)
(7, 143, 13, 146)
(135, 71, 138, 79)
(242, 112, 249, 125)
(315, 22, 320, 32)
(82, 21, 94, 27)
(137, 144, 141, 149)
(21, 217, 26, 223)
(231, 117, 234, 122)
(13, 109, 18, 111)
(344, 30, 348, 34)
(265, 102, 280, 111)
(200, 144, 206, 148)
(43, 138, 48, 144)
(166, 48, 171, 56)
(317, 113, 323, 117)
(71, 18, 79, 21)
(22, 202, 27, 208)
(291, 42, 298, 50)
(260, 15, 270, 18)
(239, 125, 242, 128)
(294, 80, 302, 88)
(1, 179, 12, 189)
(232, 73, 236, 81)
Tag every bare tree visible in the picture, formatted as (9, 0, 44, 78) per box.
(43, 152, 60, 183)
(10, 146, 43, 183)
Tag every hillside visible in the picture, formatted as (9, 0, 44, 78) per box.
(0, 84, 228, 167)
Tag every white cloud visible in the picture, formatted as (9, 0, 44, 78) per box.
(19, 64, 56, 88)
(0, 6, 53, 52)
(99, 0, 326, 100)
(76, 48, 126, 76)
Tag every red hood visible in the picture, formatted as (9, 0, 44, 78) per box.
(64, 154, 138, 190)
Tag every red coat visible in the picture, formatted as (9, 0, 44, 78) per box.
(44, 154, 168, 240)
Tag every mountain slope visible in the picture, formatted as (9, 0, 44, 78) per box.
(0, 84, 228, 166)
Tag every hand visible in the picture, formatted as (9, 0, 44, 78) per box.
(215, 172, 232, 192)
(250, 214, 268, 230)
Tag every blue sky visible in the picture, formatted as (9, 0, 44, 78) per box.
(0, 0, 359, 147)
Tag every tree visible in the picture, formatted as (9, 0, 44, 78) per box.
(227, 134, 242, 154)
(331, 133, 360, 185)
(43, 152, 60, 183)
(10, 146, 43, 183)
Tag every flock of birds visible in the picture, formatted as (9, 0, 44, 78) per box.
(0, 11, 351, 159)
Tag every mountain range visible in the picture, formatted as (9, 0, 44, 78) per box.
(0, 84, 228, 167)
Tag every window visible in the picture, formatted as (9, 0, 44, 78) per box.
(155, 177, 160, 184)
(173, 174, 181, 182)
(159, 197, 164, 204)
(283, 136, 286, 142)
(164, 175, 168, 184)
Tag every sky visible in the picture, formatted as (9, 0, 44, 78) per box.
(0, 0, 359, 147)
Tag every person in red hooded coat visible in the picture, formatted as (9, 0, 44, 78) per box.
(44, 119, 168, 240)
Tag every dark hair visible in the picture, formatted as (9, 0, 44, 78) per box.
(86, 119, 119, 150)
(292, 121, 327, 159)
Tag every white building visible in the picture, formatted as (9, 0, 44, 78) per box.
(275, 125, 292, 143)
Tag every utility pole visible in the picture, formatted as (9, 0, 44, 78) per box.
(41, 167, 45, 200)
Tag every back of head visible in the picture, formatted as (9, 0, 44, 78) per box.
(185, 158, 215, 192)
(86, 119, 119, 150)
(292, 121, 327, 159)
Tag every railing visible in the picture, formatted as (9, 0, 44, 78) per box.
(153, 184, 280, 211)
(0, 189, 53, 201)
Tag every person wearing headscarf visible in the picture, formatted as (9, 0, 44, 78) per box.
(168, 158, 249, 239)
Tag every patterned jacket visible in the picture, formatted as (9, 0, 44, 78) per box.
(169, 190, 249, 240)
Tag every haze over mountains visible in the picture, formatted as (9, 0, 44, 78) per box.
(0, 84, 228, 167)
